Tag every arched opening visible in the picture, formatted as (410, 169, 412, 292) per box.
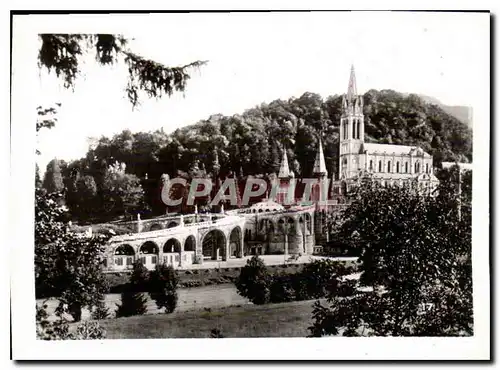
(426, 163, 429, 174)
(229, 226, 243, 258)
(139, 241, 159, 267)
(305, 213, 312, 234)
(184, 235, 196, 252)
(202, 229, 226, 260)
(415, 162, 420, 173)
(163, 238, 181, 266)
(163, 238, 181, 253)
(278, 218, 286, 234)
(149, 223, 162, 231)
(114, 244, 135, 269)
(267, 222, 275, 234)
(396, 162, 400, 173)
(387, 161, 392, 173)
(287, 217, 295, 234)
(369, 160, 373, 171)
(258, 209, 263, 213)
(167, 221, 179, 229)
(379, 160, 382, 172)
(405, 162, 409, 173)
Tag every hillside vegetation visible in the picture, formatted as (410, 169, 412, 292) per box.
(43, 89, 473, 220)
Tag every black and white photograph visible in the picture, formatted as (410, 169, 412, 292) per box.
(9, 8, 490, 361)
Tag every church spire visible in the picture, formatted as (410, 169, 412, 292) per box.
(313, 137, 328, 177)
(347, 64, 357, 102)
(278, 146, 291, 179)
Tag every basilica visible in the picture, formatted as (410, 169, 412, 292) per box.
(272, 65, 440, 203)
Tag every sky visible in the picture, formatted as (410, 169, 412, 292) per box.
(34, 11, 489, 173)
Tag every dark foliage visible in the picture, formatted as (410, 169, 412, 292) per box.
(38, 34, 207, 108)
(57, 89, 472, 222)
(115, 287, 148, 318)
(149, 263, 179, 313)
(235, 256, 271, 305)
(308, 174, 472, 337)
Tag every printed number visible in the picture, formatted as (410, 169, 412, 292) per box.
(419, 303, 435, 312)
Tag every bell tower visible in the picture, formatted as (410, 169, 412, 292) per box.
(339, 65, 364, 180)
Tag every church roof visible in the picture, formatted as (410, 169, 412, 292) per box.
(313, 139, 328, 175)
(362, 143, 431, 157)
(278, 148, 291, 178)
(249, 200, 285, 212)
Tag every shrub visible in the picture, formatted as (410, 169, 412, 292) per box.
(72, 321, 106, 340)
(115, 286, 148, 318)
(36, 304, 106, 340)
(235, 256, 271, 305)
(149, 263, 179, 314)
(300, 259, 354, 299)
(130, 260, 149, 292)
(269, 274, 296, 303)
(91, 295, 110, 320)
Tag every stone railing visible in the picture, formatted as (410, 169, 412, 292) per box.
(109, 214, 246, 244)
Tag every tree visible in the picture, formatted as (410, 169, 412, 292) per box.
(35, 187, 110, 321)
(149, 263, 179, 313)
(308, 182, 472, 337)
(115, 288, 148, 318)
(130, 260, 150, 293)
(42, 158, 65, 194)
(91, 294, 110, 320)
(100, 161, 148, 221)
(115, 260, 150, 318)
(235, 256, 271, 305)
(38, 34, 207, 108)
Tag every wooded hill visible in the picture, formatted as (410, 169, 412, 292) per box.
(41, 89, 473, 220)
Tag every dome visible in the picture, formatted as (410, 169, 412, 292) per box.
(249, 200, 285, 213)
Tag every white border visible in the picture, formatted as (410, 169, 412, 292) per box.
(8, 8, 491, 361)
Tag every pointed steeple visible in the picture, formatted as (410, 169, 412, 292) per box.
(278, 146, 291, 179)
(346, 64, 357, 102)
(313, 138, 328, 177)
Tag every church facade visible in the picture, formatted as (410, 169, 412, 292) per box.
(335, 66, 439, 192)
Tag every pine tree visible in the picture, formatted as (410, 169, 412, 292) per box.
(91, 295, 110, 320)
(115, 287, 148, 318)
(149, 263, 179, 313)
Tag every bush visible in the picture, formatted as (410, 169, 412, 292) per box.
(235, 256, 271, 305)
(149, 263, 179, 313)
(115, 286, 148, 318)
(269, 274, 296, 303)
(91, 295, 110, 320)
(36, 304, 106, 340)
(300, 259, 354, 299)
(130, 260, 150, 292)
(72, 321, 106, 340)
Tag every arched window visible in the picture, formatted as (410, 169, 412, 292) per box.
(426, 163, 429, 174)
(387, 161, 392, 173)
(396, 162, 400, 173)
(379, 160, 382, 172)
(352, 120, 356, 139)
(405, 162, 408, 173)
(357, 120, 361, 139)
(369, 160, 373, 171)
(415, 162, 420, 173)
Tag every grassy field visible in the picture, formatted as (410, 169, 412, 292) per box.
(99, 299, 324, 338)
